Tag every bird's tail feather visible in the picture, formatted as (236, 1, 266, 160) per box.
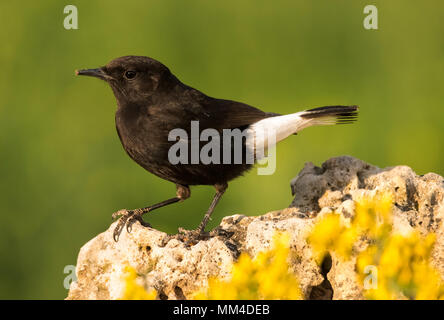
(300, 105, 359, 125)
(246, 105, 358, 155)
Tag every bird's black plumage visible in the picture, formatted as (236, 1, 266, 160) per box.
(103, 56, 278, 185)
(76, 55, 358, 242)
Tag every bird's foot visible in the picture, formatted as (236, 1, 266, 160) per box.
(160, 227, 234, 247)
(174, 227, 209, 247)
(112, 209, 151, 242)
(209, 227, 234, 239)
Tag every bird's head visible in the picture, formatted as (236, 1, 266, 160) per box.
(76, 56, 172, 105)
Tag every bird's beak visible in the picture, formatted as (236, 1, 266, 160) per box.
(75, 67, 108, 80)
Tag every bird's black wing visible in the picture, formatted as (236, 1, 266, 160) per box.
(149, 85, 278, 133)
(197, 97, 279, 131)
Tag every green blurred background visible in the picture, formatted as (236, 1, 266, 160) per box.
(0, 0, 442, 299)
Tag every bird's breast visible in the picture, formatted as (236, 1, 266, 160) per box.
(116, 106, 171, 162)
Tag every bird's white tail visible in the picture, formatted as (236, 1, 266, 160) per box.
(246, 105, 358, 157)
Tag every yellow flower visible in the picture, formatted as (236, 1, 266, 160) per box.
(309, 191, 444, 300)
(120, 266, 157, 300)
(120, 192, 444, 300)
(354, 192, 393, 238)
(308, 213, 347, 261)
(196, 232, 302, 300)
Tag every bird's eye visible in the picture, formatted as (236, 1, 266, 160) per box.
(124, 70, 137, 80)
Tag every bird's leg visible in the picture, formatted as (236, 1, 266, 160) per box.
(178, 183, 227, 244)
(197, 182, 228, 233)
(112, 184, 190, 242)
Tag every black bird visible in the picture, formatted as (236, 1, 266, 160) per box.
(76, 56, 358, 242)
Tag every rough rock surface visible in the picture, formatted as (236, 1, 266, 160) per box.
(67, 156, 444, 300)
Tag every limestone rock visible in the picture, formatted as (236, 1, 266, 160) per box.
(67, 156, 444, 300)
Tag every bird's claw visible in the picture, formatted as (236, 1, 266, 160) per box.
(127, 214, 151, 232)
(175, 227, 209, 247)
(112, 209, 151, 242)
(113, 214, 129, 242)
(210, 227, 234, 239)
(112, 209, 129, 220)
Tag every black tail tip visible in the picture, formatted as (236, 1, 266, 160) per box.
(305, 105, 359, 113)
(336, 105, 359, 124)
(302, 105, 359, 124)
